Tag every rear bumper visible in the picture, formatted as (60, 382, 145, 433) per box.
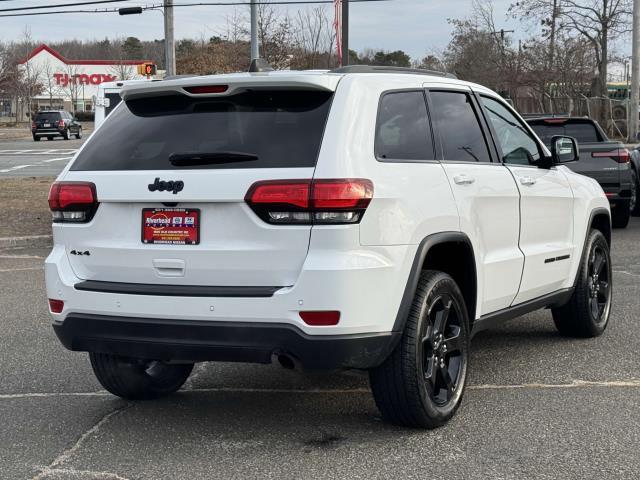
(53, 314, 398, 370)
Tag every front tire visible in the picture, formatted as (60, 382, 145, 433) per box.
(552, 229, 612, 338)
(90, 353, 193, 400)
(611, 201, 630, 228)
(369, 270, 470, 428)
(631, 169, 639, 216)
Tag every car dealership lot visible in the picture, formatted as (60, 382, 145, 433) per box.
(0, 219, 638, 479)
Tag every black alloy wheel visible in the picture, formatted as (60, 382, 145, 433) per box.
(586, 242, 611, 326)
(421, 293, 465, 406)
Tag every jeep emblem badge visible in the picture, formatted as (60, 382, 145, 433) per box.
(148, 177, 184, 195)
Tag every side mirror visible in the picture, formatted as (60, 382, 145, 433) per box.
(551, 135, 579, 163)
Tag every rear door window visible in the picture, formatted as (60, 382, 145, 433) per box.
(429, 91, 491, 163)
(375, 90, 434, 161)
(71, 90, 333, 171)
(104, 92, 122, 117)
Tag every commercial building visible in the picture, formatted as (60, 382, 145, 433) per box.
(12, 44, 156, 117)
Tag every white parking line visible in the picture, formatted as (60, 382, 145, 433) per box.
(0, 149, 77, 155)
(0, 165, 33, 173)
(42, 156, 73, 163)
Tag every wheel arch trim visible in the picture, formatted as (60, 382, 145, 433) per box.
(392, 232, 477, 335)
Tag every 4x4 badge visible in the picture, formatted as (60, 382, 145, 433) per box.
(148, 178, 184, 194)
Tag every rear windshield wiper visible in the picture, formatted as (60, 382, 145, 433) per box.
(169, 151, 259, 166)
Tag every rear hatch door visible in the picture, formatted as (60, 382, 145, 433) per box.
(59, 87, 334, 287)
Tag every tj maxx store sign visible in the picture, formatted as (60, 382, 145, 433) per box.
(53, 73, 118, 87)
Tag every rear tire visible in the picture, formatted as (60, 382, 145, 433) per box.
(89, 353, 193, 400)
(47, 136, 53, 141)
(75, 127, 82, 139)
(611, 201, 630, 228)
(552, 229, 612, 338)
(369, 270, 470, 428)
(63, 129, 70, 140)
(33, 135, 40, 141)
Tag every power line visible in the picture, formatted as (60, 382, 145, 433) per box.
(0, 0, 132, 12)
(0, 0, 388, 18)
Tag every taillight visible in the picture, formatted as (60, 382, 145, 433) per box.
(48, 182, 98, 223)
(57, 119, 65, 129)
(31, 121, 36, 131)
(592, 149, 630, 163)
(245, 179, 373, 225)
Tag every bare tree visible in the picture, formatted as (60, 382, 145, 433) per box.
(510, 0, 632, 97)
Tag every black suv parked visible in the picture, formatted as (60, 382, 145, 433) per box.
(32, 111, 82, 141)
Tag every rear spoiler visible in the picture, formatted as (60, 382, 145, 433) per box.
(121, 75, 339, 101)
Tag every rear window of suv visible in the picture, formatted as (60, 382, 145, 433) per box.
(35, 112, 62, 121)
(71, 90, 333, 171)
(528, 120, 602, 145)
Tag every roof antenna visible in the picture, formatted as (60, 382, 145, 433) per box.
(249, 58, 273, 73)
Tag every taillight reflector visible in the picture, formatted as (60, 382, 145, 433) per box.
(184, 85, 229, 94)
(48, 299, 64, 314)
(245, 179, 373, 225)
(299, 311, 340, 326)
(48, 182, 98, 223)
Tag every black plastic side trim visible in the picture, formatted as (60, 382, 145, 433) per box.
(74, 281, 281, 298)
(392, 232, 476, 333)
(53, 314, 399, 370)
(471, 287, 574, 337)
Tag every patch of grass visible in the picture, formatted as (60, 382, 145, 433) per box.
(1, 177, 54, 238)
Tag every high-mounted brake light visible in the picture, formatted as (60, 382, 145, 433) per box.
(245, 179, 373, 225)
(184, 85, 229, 94)
(48, 182, 98, 223)
(592, 149, 630, 163)
(543, 118, 568, 124)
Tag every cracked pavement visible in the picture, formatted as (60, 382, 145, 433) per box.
(0, 219, 639, 480)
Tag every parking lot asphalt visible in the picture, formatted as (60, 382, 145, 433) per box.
(1, 225, 639, 479)
(0, 137, 84, 177)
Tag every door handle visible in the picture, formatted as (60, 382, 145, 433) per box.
(519, 176, 537, 186)
(453, 174, 475, 185)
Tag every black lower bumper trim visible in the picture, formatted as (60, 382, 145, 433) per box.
(74, 281, 281, 297)
(53, 314, 398, 370)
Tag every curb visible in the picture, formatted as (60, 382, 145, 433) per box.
(0, 235, 52, 249)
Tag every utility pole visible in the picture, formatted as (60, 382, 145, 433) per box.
(250, 0, 259, 60)
(629, 0, 639, 143)
(548, 0, 558, 69)
(341, 0, 349, 66)
(164, 0, 176, 76)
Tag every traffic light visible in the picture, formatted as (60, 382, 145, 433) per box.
(137, 63, 156, 76)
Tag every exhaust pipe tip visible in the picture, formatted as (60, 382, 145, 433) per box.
(275, 353, 296, 370)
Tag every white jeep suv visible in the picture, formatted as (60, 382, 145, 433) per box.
(45, 66, 612, 428)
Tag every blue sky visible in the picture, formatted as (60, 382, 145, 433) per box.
(0, 0, 522, 60)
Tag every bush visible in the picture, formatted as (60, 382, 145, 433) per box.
(74, 111, 95, 122)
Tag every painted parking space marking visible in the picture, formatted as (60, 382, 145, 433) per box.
(0, 149, 77, 155)
(0, 164, 34, 173)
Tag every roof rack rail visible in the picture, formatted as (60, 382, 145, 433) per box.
(329, 65, 457, 79)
